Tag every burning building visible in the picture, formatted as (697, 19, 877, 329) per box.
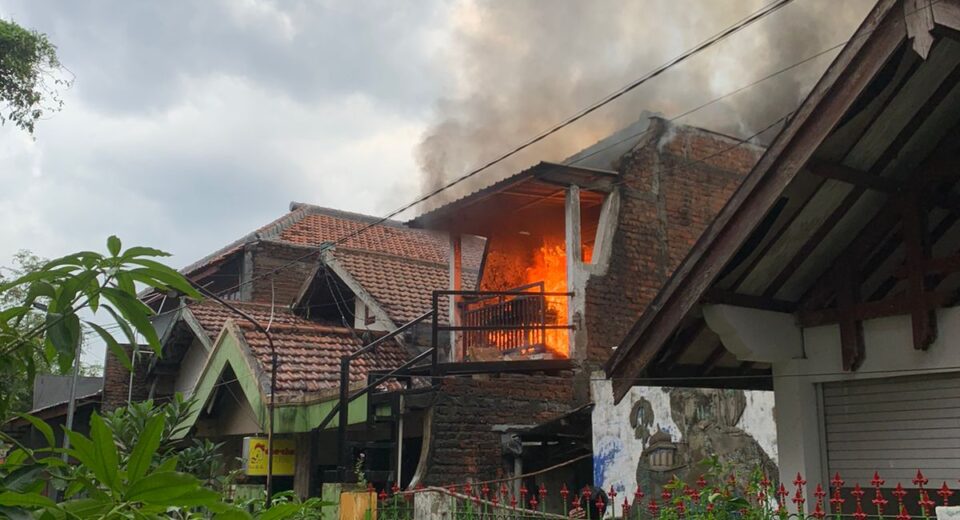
(83, 113, 777, 509)
(408, 113, 779, 495)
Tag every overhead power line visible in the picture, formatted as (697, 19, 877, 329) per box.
(201, 0, 800, 299)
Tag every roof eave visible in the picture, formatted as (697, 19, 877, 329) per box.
(606, 0, 911, 403)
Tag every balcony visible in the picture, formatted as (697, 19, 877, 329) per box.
(432, 283, 574, 365)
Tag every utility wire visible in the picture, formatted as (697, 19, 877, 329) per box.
(197, 0, 802, 300)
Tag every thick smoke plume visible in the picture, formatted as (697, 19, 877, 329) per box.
(417, 0, 874, 207)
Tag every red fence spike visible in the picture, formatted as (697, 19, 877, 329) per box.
(648, 498, 659, 515)
(560, 483, 569, 501)
(894, 483, 910, 520)
(913, 470, 929, 488)
(872, 472, 885, 489)
(873, 487, 889, 514)
(539, 483, 547, 498)
(919, 491, 935, 517)
(634, 486, 645, 502)
(529, 496, 538, 510)
(697, 475, 708, 489)
(608, 485, 617, 501)
(378, 489, 387, 502)
(662, 488, 672, 501)
(622, 497, 631, 517)
(794, 473, 807, 488)
(938, 482, 954, 507)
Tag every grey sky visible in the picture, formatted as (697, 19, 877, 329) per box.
(0, 1, 875, 365)
(0, 0, 451, 269)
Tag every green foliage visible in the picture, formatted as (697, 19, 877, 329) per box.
(0, 236, 203, 419)
(0, 251, 52, 415)
(631, 457, 780, 520)
(0, 402, 329, 519)
(0, 18, 69, 135)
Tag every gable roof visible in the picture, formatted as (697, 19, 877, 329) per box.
(186, 300, 408, 395)
(179, 202, 484, 325)
(605, 0, 960, 402)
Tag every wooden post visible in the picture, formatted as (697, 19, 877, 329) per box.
(293, 431, 317, 499)
(901, 193, 937, 350)
(449, 233, 462, 362)
(836, 267, 865, 371)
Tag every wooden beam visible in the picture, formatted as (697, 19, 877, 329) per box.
(606, 1, 906, 403)
(893, 253, 960, 277)
(763, 185, 867, 298)
(932, 0, 960, 34)
(905, 0, 936, 59)
(655, 321, 707, 370)
(836, 263, 865, 370)
(698, 342, 728, 376)
(807, 161, 903, 193)
(900, 193, 938, 349)
(796, 291, 949, 326)
(806, 161, 960, 213)
(801, 202, 902, 310)
(702, 289, 797, 313)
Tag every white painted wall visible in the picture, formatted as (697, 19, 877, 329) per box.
(174, 338, 209, 397)
(772, 306, 960, 496)
(590, 372, 777, 496)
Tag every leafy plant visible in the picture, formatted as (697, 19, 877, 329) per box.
(0, 17, 69, 135)
(0, 236, 202, 420)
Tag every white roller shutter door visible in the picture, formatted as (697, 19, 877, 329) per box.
(822, 373, 960, 483)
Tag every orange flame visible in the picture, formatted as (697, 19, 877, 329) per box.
(525, 239, 569, 357)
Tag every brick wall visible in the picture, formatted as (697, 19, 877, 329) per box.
(102, 344, 150, 412)
(584, 118, 761, 366)
(423, 374, 575, 485)
(250, 241, 320, 305)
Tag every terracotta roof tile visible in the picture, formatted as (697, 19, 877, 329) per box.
(186, 301, 407, 395)
(333, 249, 478, 324)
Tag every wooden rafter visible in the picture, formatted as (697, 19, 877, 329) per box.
(900, 193, 938, 349)
(836, 262, 865, 370)
(606, 2, 908, 402)
(797, 290, 949, 327)
(654, 321, 707, 370)
(702, 289, 797, 313)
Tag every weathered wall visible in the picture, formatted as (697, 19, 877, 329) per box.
(424, 374, 575, 485)
(590, 375, 777, 497)
(102, 344, 150, 412)
(583, 118, 762, 367)
(250, 240, 320, 305)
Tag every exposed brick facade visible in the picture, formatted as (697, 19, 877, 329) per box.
(423, 374, 575, 485)
(584, 118, 761, 366)
(249, 241, 320, 305)
(102, 344, 150, 412)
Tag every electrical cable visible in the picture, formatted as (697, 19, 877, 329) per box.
(193, 0, 805, 301)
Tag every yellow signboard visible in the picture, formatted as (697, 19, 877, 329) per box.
(242, 437, 296, 476)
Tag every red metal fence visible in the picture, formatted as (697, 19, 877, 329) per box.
(368, 470, 957, 520)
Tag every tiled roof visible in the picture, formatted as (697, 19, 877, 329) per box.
(180, 203, 485, 325)
(333, 248, 478, 324)
(186, 301, 408, 395)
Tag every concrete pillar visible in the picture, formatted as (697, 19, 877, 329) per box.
(565, 186, 581, 359)
(448, 233, 462, 362)
(772, 368, 823, 502)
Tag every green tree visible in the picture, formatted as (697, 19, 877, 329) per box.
(0, 251, 52, 414)
(0, 237, 200, 420)
(0, 17, 68, 135)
